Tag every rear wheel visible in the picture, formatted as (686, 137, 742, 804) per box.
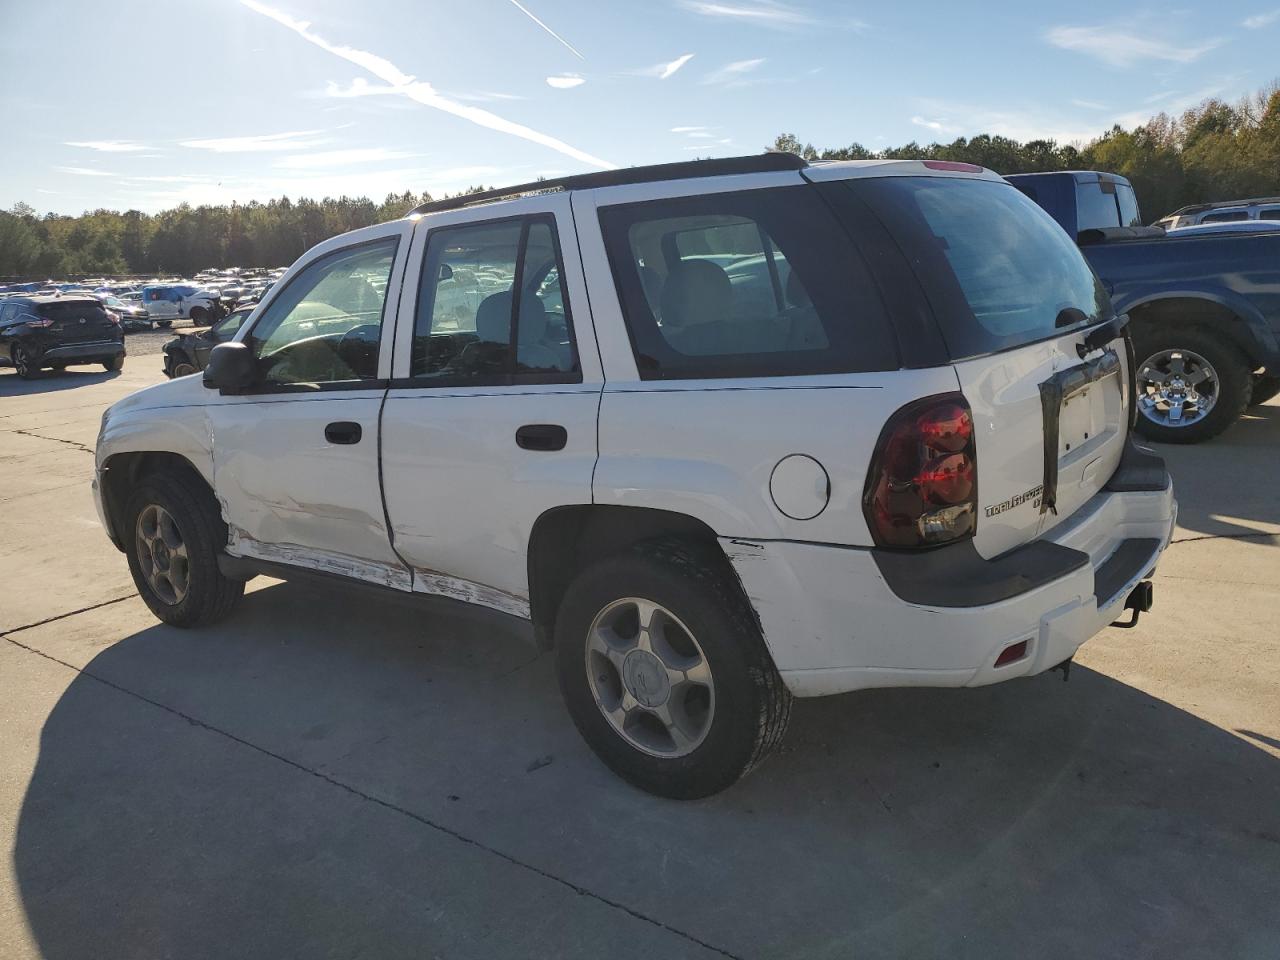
(172, 360, 198, 378)
(103, 354, 124, 372)
(49, 361, 67, 372)
(11, 344, 39, 379)
(156, 320, 172, 329)
(189, 306, 209, 325)
(1133, 326, 1252, 444)
(124, 472, 244, 627)
(1250, 374, 1280, 407)
(555, 539, 791, 799)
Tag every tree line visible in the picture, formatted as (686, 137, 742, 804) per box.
(3, 81, 1277, 280)
(774, 82, 1280, 226)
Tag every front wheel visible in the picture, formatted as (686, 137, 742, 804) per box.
(11, 343, 39, 379)
(124, 472, 245, 627)
(555, 539, 791, 799)
(1132, 326, 1252, 444)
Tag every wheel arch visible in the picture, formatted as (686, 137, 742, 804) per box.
(100, 451, 216, 551)
(526, 505, 729, 651)
(1124, 294, 1272, 369)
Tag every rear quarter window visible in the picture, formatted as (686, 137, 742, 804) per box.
(597, 185, 898, 380)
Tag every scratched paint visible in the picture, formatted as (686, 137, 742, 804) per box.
(227, 528, 412, 590)
(412, 568, 532, 620)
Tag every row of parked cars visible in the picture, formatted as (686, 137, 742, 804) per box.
(0, 270, 281, 379)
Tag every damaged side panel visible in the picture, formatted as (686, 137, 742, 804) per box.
(226, 530, 412, 591)
(411, 568, 532, 619)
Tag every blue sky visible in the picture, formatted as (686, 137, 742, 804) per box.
(3, 0, 1277, 214)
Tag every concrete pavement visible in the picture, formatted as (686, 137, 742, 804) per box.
(2, 361, 1279, 959)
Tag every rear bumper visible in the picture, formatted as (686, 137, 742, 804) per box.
(724, 448, 1175, 697)
(39, 339, 125, 361)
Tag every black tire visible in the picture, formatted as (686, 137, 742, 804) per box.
(1250, 374, 1280, 407)
(171, 360, 198, 378)
(49, 361, 67, 372)
(103, 354, 124, 372)
(190, 306, 209, 325)
(11, 343, 40, 380)
(1132, 325, 1253, 444)
(555, 538, 791, 799)
(124, 471, 244, 627)
(156, 320, 173, 329)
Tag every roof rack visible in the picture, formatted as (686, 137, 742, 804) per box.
(407, 153, 807, 217)
(1171, 196, 1280, 215)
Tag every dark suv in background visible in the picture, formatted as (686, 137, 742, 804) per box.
(0, 295, 126, 379)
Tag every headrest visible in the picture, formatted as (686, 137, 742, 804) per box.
(475, 290, 549, 345)
(659, 259, 731, 329)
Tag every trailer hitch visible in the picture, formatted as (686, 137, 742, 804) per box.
(1111, 580, 1154, 629)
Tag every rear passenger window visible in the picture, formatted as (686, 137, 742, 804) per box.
(1261, 209, 1280, 221)
(1201, 210, 1249, 223)
(410, 216, 579, 383)
(598, 187, 896, 380)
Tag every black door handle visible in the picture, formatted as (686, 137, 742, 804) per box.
(325, 421, 362, 445)
(516, 423, 567, 451)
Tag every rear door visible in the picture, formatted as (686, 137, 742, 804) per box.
(380, 194, 601, 614)
(841, 173, 1128, 558)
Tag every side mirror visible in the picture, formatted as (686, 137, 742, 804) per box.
(203, 341, 257, 394)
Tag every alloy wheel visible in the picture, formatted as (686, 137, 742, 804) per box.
(135, 504, 190, 605)
(1137, 348, 1219, 428)
(585, 598, 715, 758)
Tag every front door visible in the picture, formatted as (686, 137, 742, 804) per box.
(208, 222, 413, 589)
(380, 196, 602, 615)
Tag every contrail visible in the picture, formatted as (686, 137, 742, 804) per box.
(505, 0, 585, 60)
(240, 0, 612, 170)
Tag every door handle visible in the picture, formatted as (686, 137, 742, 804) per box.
(325, 421, 362, 445)
(515, 423, 567, 451)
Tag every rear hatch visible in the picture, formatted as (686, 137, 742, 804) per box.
(836, 173, 1128, 559)
(38, 299, 118, 345)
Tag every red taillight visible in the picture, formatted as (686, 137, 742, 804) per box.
(105, 310, 122, 327)
(921, 160, 985, 173)
(864, 393, 977, 549)
(27, 317, 54, 328)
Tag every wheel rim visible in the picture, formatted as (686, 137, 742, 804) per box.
(1136, 348, 1219, 428)
(13, 346, 30, 376)
(174, 363, 196, 377)
(585, 598, 715, 758)
(135, 504, 190, 605)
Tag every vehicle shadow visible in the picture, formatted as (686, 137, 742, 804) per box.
(1147, 399, 1280, 544)
(0, 367, 121, 395)
(13, 580, 1280, 959)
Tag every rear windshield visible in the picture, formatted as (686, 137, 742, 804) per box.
(839, 177, 1110, 360)
(36, 301, 111, 323)
(598, 186, 898, 380)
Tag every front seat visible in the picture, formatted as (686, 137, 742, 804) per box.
(659, 259, 732, 356)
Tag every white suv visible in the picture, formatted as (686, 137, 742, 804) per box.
(94, 155, 1176, 798)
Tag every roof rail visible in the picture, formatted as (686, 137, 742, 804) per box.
(1171, 196, 1280, 215)
(407, 153, 808, 217)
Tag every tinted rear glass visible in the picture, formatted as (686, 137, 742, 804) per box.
(839, 177, 1109, 360)
(1201, 210, 1250, 223)
(36, 301, 111, 323)
(1075, 181, 1121, 230)
(598, 186, 898, 380)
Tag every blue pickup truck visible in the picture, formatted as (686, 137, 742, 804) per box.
(1006, 171, 1280, 443)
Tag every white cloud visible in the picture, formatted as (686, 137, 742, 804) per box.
(546, 74, 586, 89)
(633, 53, 696, 78)
(681, 1, 812, 28)
(671, 125, 709, 133)
(54, 166, 116, 177)
(1242, 9, 1280, 28)
(702, 58, 765, 85)
(1045, 24, 1223, 67)
(239, 0, 614, 170)
(180, 130, 331, 153)
(65, 140, 150, 153)
(323, 78, 401, 98)
(505, 0, 584, 59)
(275, 148, 420, 169)
(911, 116, 959, 135)
(1070, 98, 1109, 110)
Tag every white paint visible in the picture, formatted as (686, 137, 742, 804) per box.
(413, 569, 531, 619)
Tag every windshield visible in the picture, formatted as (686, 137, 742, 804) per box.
(840, 176, 1110, 360)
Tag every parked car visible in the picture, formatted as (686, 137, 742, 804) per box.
(100, 295, 153, 332)
(1164, 221, 1280, 237)
(1, 294, 125, 378)
(94, 155, 1174, 798)
(140, 284, 222, 327)
(1006, 171, 1280, 441)
(1153, 196, 1280, 229)
(162, 306, 254, 377)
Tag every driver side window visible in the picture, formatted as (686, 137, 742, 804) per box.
(246, 238, 397, 386)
